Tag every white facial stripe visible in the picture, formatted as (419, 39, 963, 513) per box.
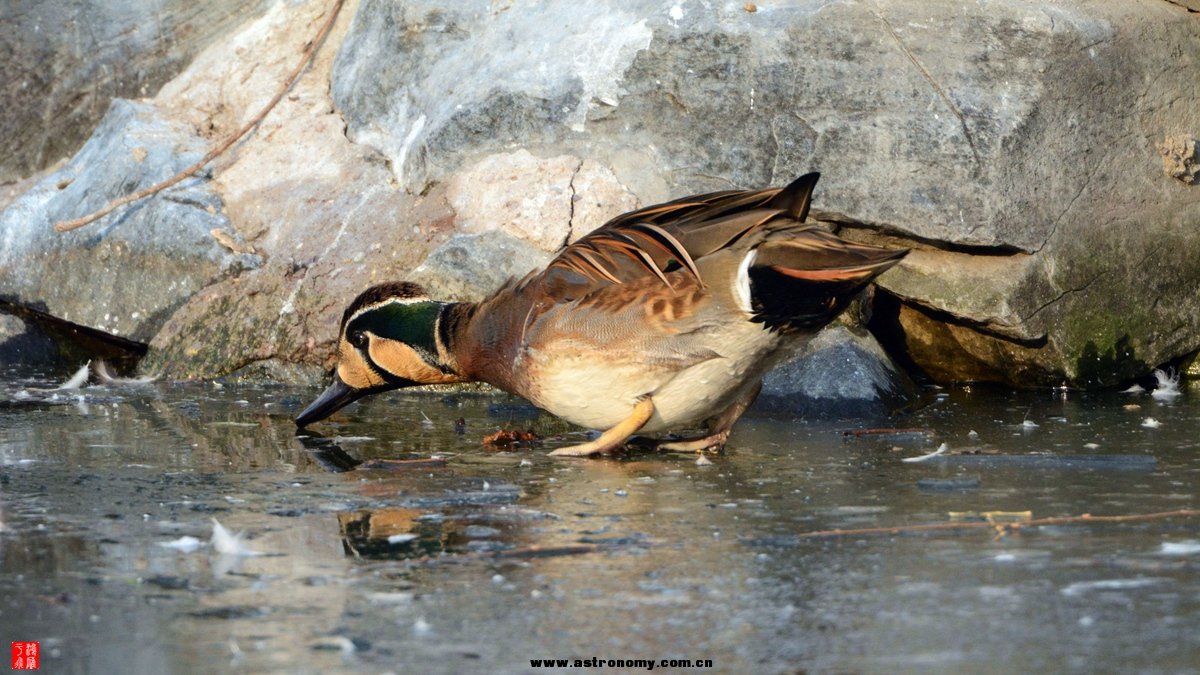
(346, 296, 431, 326)
(431, 313, 457, 372)
(734, 248, 756, 315)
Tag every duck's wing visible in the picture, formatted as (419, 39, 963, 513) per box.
(533, 172, 906, 331)
(538, 174, 821, 303)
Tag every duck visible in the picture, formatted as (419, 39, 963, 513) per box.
(295, 172, 907, 456)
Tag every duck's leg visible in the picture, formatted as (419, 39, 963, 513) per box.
(549, 397, 656, 457)
(657, 381, 761, 453)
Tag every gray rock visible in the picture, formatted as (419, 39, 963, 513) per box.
(760, 326, 916, 418)
(0, 99, 260, 344)
(0, 0, 271, 184)
(409, 232, 552, 302)
(333, 0, 647, 191)
(331, 0, 1122, 249)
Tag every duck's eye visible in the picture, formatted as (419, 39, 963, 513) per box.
(348, 331, 368, 349)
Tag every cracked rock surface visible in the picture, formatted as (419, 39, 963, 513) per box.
(2, 0, 1199, 389)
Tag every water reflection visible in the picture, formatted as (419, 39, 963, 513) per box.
(0, 376, 1197, 672)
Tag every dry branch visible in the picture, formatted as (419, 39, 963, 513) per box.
(842, 427, 932, 437)
(54, 0, 347, 233)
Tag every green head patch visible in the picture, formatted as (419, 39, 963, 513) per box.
(346, 300, 441, 359)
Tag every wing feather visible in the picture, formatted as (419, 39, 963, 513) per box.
(536, 173, 904, 325)
(542, 183, 792, 300)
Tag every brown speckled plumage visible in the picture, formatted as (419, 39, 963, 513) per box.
(298, 173, 907, 456)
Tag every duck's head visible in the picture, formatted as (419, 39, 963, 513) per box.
(295, 281, 465, 427)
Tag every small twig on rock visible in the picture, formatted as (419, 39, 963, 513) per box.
(493, 544, 602, 559)
(842, 427, 932, 437)
(402, 543, 606, 568)
(358, 457, 449, 470)
(54, 0, 346, 233)
(794, 508, 1200, 540)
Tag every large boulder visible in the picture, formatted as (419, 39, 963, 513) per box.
(0, 0, 271, 184)
(0, 99, 260, 344)
(3, 0, 1199, 392)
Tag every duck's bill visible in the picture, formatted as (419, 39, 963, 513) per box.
(295, 374, 366, 427)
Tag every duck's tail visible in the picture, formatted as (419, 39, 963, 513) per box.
(749, 217, 908, 332)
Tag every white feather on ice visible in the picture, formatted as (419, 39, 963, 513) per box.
(94, 360, 157, 385)
(211, 518, 263, 556)
(902, 442, 949, 463)
(1151, 369, 1181, 400)
(57, 362, 91, 390)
